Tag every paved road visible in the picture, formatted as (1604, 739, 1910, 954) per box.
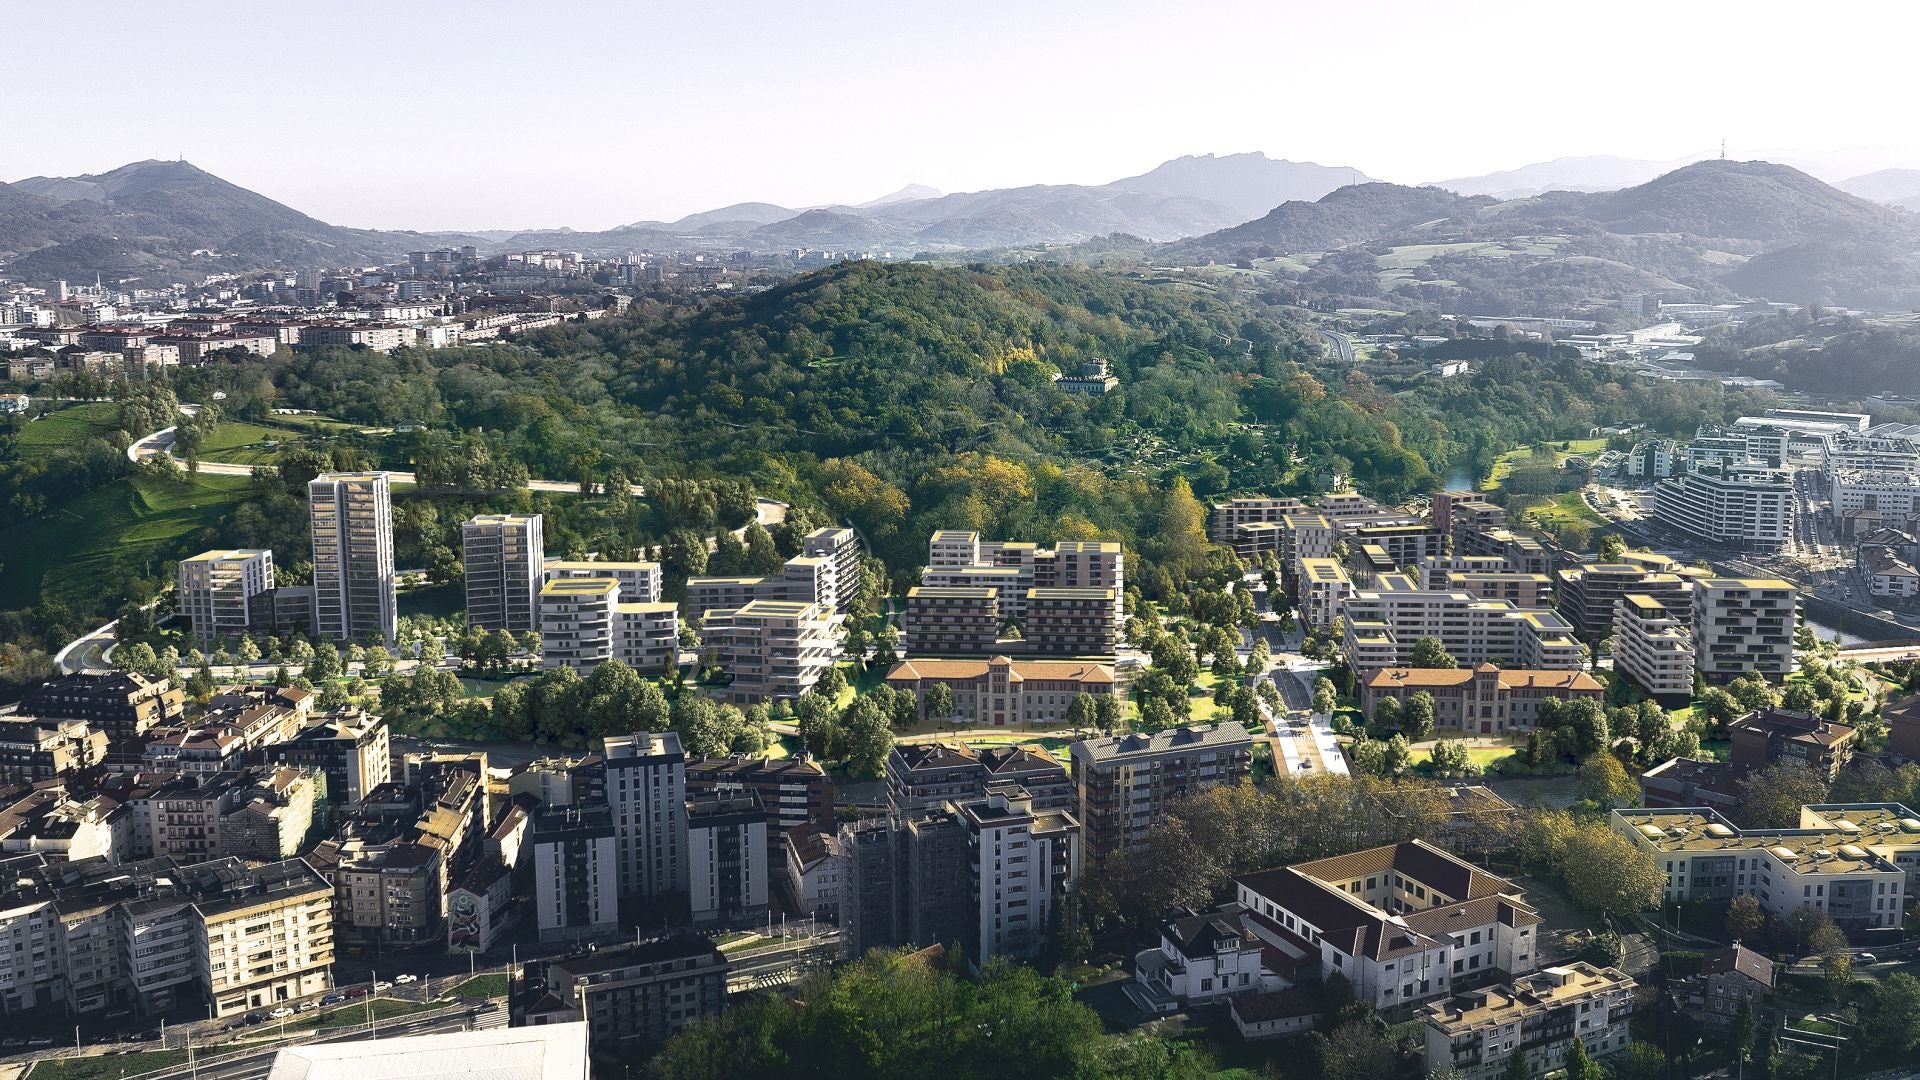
(1318, 329, 1356, 363)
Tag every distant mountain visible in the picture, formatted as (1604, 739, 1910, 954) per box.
(0, 159, 483, 282)
(1170, 183, 1489, 255)
(1172, 159, 1920, 312)
(1106, 152, 1373, 223)
(649, 202, 798, 232)
(1837, 168, 1920, 209)
(1429, 155, 1703, 198)
(855, 184, 942, 208)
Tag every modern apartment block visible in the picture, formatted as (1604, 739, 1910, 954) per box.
(462, 514, 545, 633)
(1298, 558, 1353, 631)
(180, 857, 335, 1017)
(1611, 805, 1913, 935)
(1345, 523, 1446, 568)
(1234, 840, 1542, 1011)
(702, 599, 843, 703)
(1069, 724, 1253, 859)
(308, 472, 397, 642)
(177, 549, 275, 646)
(545, 559, 661, 604)
(1421, 962, 1635, 1080)
(915, 532, 1124, 643)
(886, 741, 1072, 816)
(532, 936, 727, 1055)
(1612, 594, 1696, 703)
(1280, 512, 1337, 588)
(21, 672, 183, 740)
(802, 526, 862, 613)
(1340, 574, 1584, 673)
(1360, 665, 1605, 736)
(685, 755, 834, 854)
(686, 794, 768, 926)
(604, 732, 687, 908)
(884, 655, 1118, 728)
(532, 804, 620, 942)
(1555, 555, 1699, 638)
(271, 708, 392, 804)
(538, 577, 618, 671)
(902, 586, 1000, 654)
(1653, 462, 1794, 551)
(1021, 587, 1118, 655)
(1209, 496, 1308, 542)
(1692, 577, 1798, 679)
(958, 786, 1081, 965)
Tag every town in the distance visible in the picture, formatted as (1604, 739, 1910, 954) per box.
(15, 57, 1920, 1080)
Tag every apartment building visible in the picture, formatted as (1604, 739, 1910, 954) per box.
(332, 826, 443, 946)
(1340, 574, 1584, 673)
(308, 472, 397, 642)
(298, 323, 409, 352)
(885, 655, 1118, 728)
(958, 786, 1081, 965)
(683, 542, 849, 624)
(532, 936, 726, 1055)
(1209, 496, 1308, 542)
(1671, 944, 1774, 1032)
(604, 732, 686, 907)
(1346, 524, 1446, 568)
(1832, 471, 1920, 521)
(141, 767, 320, 863)
(1433, 491, 1507, 545)
(902, 586, 1000, 654)
(1298, 558, 1353, 631)
(1612, 594, 1695, 703)
(1280, 512, 1337, 587)
(1234, 840, 1542, 1012)
(1653, 463, 1794, 551)
(20, 672, 183, 741)
(271, 709, 391, 804)
(886, 741, 1072, 816)
(532, 804, 619, 942)
(1421, 962, 1635, 1080)
(916, 532, 1124, 637)
(702, 599, 842, 703)
(1692, 577, 1797, 679)
(686, 794, 767, 926)
(538, 577, 618, 672)
(545, 559, 661, 603)
(802, 526, 862, 612)
(685, 755, 833, 847)
(0, 718, 106, 782)
(1728, 708, 1856, 779)
(1612, 806, 1910, 935)
(1360, 665, 1605, 736)
(1132, 903, 1286, 1011)
(1555, 556, 1699, 638)
(1438, 571, 1553, 608)
(181, 857, 334, 1017)
(462, 514, 545, 633)
(0, 788, 128, 863)
(177, 549, 276, 646)
(784, 828, 848, 925)
(1020, 588, 1118, 655)
(1069, 724, 1252, 859)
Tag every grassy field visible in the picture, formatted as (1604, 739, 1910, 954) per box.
(194, 420, 295, 465)
(1487, 437, 1608, 489)
(1520, 489, 1610, 533)
(447, 973, 510, 999)
(15, 402, 123, 452)
(0, 472, 253, 611)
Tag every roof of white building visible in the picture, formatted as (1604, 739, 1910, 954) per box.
(267, 1022, 589, 1080)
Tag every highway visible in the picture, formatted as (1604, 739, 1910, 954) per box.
(1318, 328, 1356, 363)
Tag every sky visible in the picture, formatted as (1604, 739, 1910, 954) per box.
(3, 0, 1918, 231)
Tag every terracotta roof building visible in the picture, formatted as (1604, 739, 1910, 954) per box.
(1360, 664, 1604, 735)
(885, 655, 1116, 728)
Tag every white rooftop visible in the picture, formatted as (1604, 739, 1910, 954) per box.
(267, 1022, 589, 1080)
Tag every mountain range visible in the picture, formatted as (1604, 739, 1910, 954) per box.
(1170, 159, 1920, 312)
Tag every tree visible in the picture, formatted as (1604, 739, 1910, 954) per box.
(1311, 676, 1338, 715)
(1735, 763, 1829, 829)
(1382, 733, 1412, 775)
(1729, 672, 1776, 712)
(1497, 1047, 1532, 1080)
(1372, 695, 1402, 731)
(1726, 894, 1766, 942)
(1409, 636, 1457, 669)
(1575, 753, 1638, 808)
(840, 695, 893, 778)
(237, 636, 261, 663)
(1563, 1034, 1603, 1080)
(1729, 1000, 1758, 1073)
(1598, 533, 1628, 561)
(1402, 690, 1435, 739)
(1065, 692, 1098, 731)
(814, 664, 847, 702)
(1429, 739, 1470, 777)
(1866, 972, 1920, 1057)
(922, 682, 956, 723)
(304, 643, 341, 683)
(1315, 1019, 1398, 1080)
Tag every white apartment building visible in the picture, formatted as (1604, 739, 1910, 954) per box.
(186, 858, 335, 1017)
(958, 786, 1082, 966)
(919, 532, 1124, 630)
(1341, 574, 1584, 672)
(532, 805, 619, 942)
(1612, 594, 1696, 701)
(604, 732, 687, 905)
(1235, 840, 1542, 1012)
(1653, 463, 1794, 551)
(802, 526, 862, 613)
(1692, 577, 1797, 679)
(1210, 497, 1309, 542)
(308, 473, 397, 642)
(686, 794, 767, 927)
(463, 514, 545, 633)
(1422, 963, 1635, 1080)
(1298, 558, 1352, 631)
(1825, 434, 1920, 481)
(177, 549, 274, 646)
(1831, 471, 1920, 519)
(703, 599, 843, 703)
(538, 578, 618, 672)
(1612, 806, 1913, 934)
(545, 560, 661, 604)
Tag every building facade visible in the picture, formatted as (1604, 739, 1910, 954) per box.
(308, 472, 397, 642)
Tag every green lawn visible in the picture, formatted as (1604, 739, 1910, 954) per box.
(0, 472, 253, 611)
(29, 1050, 197, 1080)
(1488, 438, 1608, 488)
(1522, 489, 1609, 532)
(194, 420, 294, 465)
(447, 973, 509, 998)
(15, 402, 123, 452)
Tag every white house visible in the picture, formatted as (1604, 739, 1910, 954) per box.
(1131, 903, 1286, 1012)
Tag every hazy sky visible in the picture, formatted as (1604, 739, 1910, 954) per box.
(4, 0, 1917, 231)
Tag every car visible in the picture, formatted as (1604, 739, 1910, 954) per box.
(373, 981, 393, 992)
(1859, 952, 1878, 963)
(270, 1006, 294, 1019)
(394, 974, 418, 984)
(243, 1011, 269, 1026)
(344, 987, 369, 1000)
(297, 1001, 317, 1012)
(26, 1037, 52, 1049)
(320, 992, 347, 1005)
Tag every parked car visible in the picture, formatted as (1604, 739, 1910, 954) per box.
(320, 992, 347, 1005)
(243, 1011, 269, 1026)
(270, 1006, 294, 1019)
(344, 987, 369, 1000)
(135, 1030, 161, 1042)
(394, 974, 418, 984)
(1859, 952, 1878, 963)
(373, 981, 393, 992)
